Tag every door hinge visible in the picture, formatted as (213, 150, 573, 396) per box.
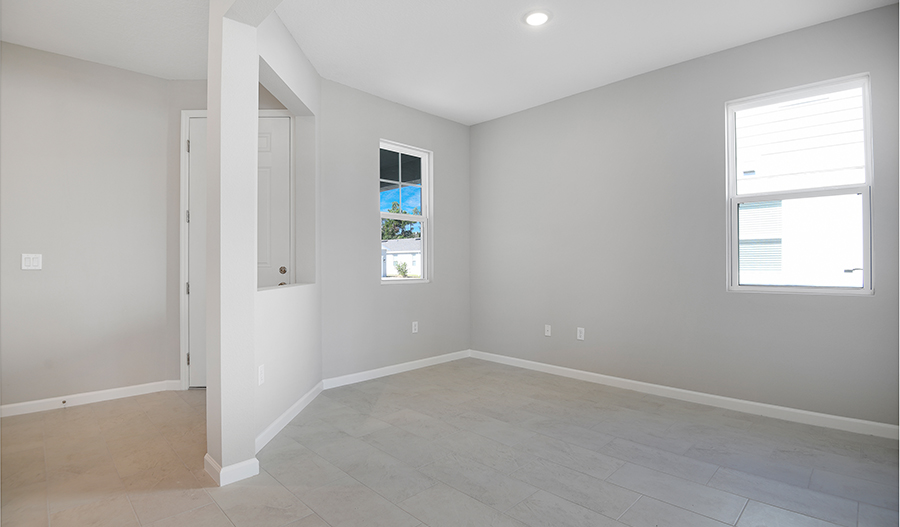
(186, 282, 190, 295)
(187, 352, 190, 366)
(186, 139, 190, 153)
(186, 210, 190, 223)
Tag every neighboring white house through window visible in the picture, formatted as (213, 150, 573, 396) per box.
(380, 140, 431, 282)
(726, 74, 873, 294)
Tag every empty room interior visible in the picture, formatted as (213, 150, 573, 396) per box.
(1, 1, 898, 526)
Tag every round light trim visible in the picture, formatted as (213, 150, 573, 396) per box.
(525, 11, 550, 26)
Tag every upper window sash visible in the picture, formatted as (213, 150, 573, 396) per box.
(726, 74, 873, 199)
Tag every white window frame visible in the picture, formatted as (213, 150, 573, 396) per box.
(725, 74, 874, 295)
(380, 139, 433, 284)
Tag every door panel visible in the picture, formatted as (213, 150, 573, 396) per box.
(188, 117, 207, 388)
(257, 117, 292, 288)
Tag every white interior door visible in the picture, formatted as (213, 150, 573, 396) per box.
(188, 117, 208, 388)
(185, 114, 292, 387)
(257, 117, 292, 288)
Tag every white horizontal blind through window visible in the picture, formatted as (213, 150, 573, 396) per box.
(735, 87, 865, 195)
(738, 201, 782, 272)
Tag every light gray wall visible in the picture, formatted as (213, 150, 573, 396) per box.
(319, 80, 470, 379)
(470, 6, 899, 425)
(0, 43, 193, 403)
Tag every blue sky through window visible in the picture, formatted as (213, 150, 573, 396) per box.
(380, 185, 421, 214)
(402, 186, 421, 214)
(380, 187, 399, 212)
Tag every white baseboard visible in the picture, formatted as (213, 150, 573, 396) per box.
(255, 381, 324, 453)
(322, 350, 470, 389)
(469, 350, 899, 440)
(205, 453, 259, 487)
(320, 349, 897, 439)
(0, 380, 182, 417)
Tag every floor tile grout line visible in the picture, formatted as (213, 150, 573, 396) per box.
(128, 393, 210, 526)
(51, 405, 129, 522)
(122, 491, 143, 526)
(593, 460, 754, 525)
(709, 463, 891, 510)
(732, 497, 749, 526)
(111, 401, 151, 521)
(42, 415, 51, 527)
(505, 484, 625, 524)
(702, 461, 720, 485)
(646, 491, 748, 526)
(613, 459, 733, 491)
(614, 493, 642, 521)
(139, 499, 221, 526)
(809, 466, 900, 493)
(587, 444, 721, 487)
(707, 464, 723, 487)
(742, 499, 854, 527)
(499, 487, 540, 515)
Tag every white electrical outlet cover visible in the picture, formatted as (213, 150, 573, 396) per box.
(22, 254, 42, 270)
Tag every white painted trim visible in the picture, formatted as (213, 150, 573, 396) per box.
(322, 350, 470, 389)
(204, 454, 260, 487)
(0, 380, 182, 417)
(255, 381, 323, 453)
(320, 349, 896, 438)
(204, 454, 222, 485)
(469, 350, 898, 440)
(181, 109, 207, 391)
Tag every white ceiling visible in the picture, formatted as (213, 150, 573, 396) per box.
(2, 0, 895, 125)
(1, 0, 210, 80)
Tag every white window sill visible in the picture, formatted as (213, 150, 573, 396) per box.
(381, 278, 430, 285)
(727, 285, 873, 296)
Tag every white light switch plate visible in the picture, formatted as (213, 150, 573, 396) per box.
(22, 254, 42, 270)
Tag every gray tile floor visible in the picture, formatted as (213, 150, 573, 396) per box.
(2, 358, 898, 526)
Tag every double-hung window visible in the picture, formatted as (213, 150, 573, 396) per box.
(726, 75, 873, 294)
(380, 140, 431, 282)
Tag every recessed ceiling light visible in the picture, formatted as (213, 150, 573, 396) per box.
(525, 11, 550, 26)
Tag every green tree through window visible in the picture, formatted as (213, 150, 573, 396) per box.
(381, 202, 420, 240)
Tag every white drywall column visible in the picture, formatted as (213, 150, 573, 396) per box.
(257, 13, 321, 117)
(204, 0, 262, 485)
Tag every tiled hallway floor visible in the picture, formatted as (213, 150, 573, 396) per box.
(2, 358, 897, 526)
